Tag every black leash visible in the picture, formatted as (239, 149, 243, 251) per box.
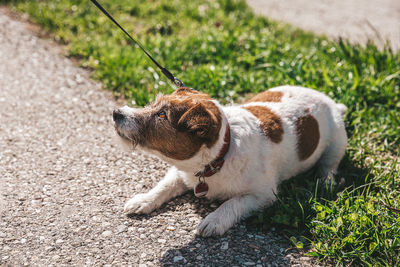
(90, 0, 184, 88)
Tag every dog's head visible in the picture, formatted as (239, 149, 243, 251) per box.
(113, 87, 222, 160)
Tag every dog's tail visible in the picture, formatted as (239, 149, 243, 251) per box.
(336, 103, 347, 117)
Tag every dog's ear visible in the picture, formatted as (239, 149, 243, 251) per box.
(177, 102, 219, 138)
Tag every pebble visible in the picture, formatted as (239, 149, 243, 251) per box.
(116, 225, 127, 233)
(220, 241, 229, 250)
(102, 230, 112, 237)
(44, 246, 54, 252)
(52, 255, 60, 261)
(173, 256, 184, 262)
(244, 262, 255, 266)
(157, 239, 166, 244)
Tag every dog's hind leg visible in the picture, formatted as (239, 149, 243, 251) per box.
(318, 126, 347, 185)
(124, 166, 189, 214)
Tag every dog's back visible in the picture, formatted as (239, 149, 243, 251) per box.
(227, 85, 347, 183)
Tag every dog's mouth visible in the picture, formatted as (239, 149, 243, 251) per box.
(114, 125, 139, 149)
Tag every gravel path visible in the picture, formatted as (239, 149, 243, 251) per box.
(0, 9, 321, 267)
(247, 0, 400, 51)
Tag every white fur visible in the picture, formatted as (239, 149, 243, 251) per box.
(122, 86, 347, 236)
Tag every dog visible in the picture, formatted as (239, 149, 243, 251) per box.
(113, 85, 347, 236)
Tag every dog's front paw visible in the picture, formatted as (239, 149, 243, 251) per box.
(196, 212, 231, 237)
(123, 193, 157, 214)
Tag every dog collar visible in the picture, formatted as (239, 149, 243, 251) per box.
(194, 123, 231, 197)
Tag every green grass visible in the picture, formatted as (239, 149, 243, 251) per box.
(4, 0, 400, 265)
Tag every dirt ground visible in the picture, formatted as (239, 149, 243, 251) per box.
(247, 0, 400, 51)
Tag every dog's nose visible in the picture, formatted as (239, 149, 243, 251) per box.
(113, 109, 125, 123)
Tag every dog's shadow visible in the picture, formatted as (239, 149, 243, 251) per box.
(128, 154, 371, 266)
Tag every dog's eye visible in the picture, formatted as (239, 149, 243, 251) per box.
(157, 111, 167, 119)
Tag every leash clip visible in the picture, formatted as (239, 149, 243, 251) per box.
(173, 77, 184, 87)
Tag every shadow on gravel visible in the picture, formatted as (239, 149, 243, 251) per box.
(126, 193, 292, 265)
(159, 224, 291, 266)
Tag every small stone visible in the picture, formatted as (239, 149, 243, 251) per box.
(20, 238, 27, 244)
(135, 184, 144, 190)
(255, 235, 264, 240)
(55, 239, 63, 245)
(166, 226, 176, 231)
(116, 225, 127, 233)
(52, 255, 60, 261)
(45, 246, 54, 251)
(196, 255, 203, 260)
(157, 239, 166, 244)
(220, 241, 229, 250)
(173, 256, 184, 262)
(102, 230, 112, 237)
(244, 262, 255, 266)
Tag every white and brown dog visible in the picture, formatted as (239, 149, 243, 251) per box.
(113, 85, 347, 236)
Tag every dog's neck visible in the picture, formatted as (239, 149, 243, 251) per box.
(194, 123, 230, 178)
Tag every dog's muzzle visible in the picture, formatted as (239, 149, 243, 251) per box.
(112, 107, 141, 147)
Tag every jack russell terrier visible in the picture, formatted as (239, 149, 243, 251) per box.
(113, 85, 347, 236)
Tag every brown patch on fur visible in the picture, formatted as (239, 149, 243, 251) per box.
(246, 91, 283, 103)
(172, 87, 201, 96)
(304, 108, 310, 113)
(134, 88, 221, 160)
(296, 115, 320, 161)
(244, 106, 283, 143)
